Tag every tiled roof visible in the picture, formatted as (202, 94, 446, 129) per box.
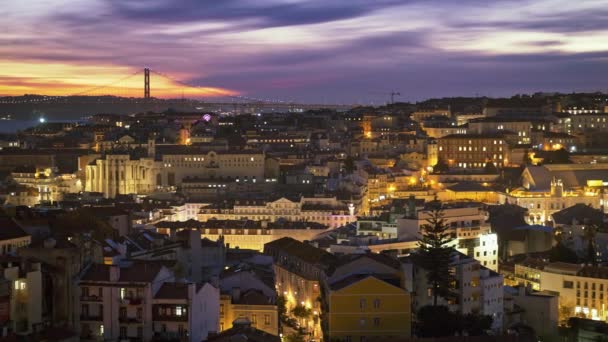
(329, 274, 401, 291)
(0, 217, 29, 241)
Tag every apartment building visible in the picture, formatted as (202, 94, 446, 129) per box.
(155, 219, 330, 251)
(323, 254, 412, 341)
(218, 263, 278, 335)
(437, 134, 510, 170)
(397, 201, 499, 271)
(404, 251, 504, 331)
(198, 196, 356, 228)
(152, 282, 220, 341)
(264, 237, 338, 339)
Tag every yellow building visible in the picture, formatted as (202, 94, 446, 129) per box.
(219, 292, 278, 336)
(326, 275, 411, 341)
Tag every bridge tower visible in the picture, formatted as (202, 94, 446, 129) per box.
(144, 68, 150, 99)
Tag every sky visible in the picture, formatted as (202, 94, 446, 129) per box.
(1, 0, 608, 103)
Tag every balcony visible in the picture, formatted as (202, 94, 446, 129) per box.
(153, 313, 188, 322)
(119, 316, 143, 324)
(121, 297, 144, 305)
(80, 314, 103, 322)
(81, 295, 103, 302)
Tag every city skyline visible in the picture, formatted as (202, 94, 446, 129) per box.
(2, 0, 608, 102)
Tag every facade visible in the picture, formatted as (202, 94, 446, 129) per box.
(503, 164, 605, 223)
(218, 263, 278, 336)
(264, 237, 338, 339)
(152, 282, 220, 342)
(437, 134, 510, 170)
(515, 259, 608, 323)
(85, 154, 159, 198)
(3, 260, 45, 335)
(155, 219, 330, 251)
(397, 202, 499, 271)
(406, 252, 504, 332)
(77, 262, 176, 341)
(198, 197, 356, 228)
(325, 275, 411, 341)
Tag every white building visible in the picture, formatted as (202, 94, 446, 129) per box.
(198, 197, 356, 228)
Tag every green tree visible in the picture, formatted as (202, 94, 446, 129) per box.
(291, 304, 312, 319)
(284, 332, 306, 342)
(277, 295, 288, 322)
(523, 149, 533, 165)
(415, 205, 455, 306)
(483, 161, 498, 174)
(433, 158, 449, 173)
(461, 313, 493, 336)
(417, 305, 460, 337)
(343, 156, 356, 174)
(549, 243, 579, 263)
(583, 223, 598, 266)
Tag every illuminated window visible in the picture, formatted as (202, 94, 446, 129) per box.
(120, 288, 126, 300)
(176, 306, 183, 316)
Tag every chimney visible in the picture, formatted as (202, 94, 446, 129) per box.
(518, 285, 526, 297)
(232, 287, 241, 302)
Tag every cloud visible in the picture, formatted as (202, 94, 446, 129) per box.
(1, 0, 608, 101)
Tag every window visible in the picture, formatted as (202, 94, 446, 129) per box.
(359, 318, 366, 327)
(359, 298, 367, 310)
(120, 288, 126, 300)
(265, 314, 271, 325)
(373, 299, 381, 309)
(251, 314, 257, 324)
(374, 317, 381, 327)
(120, 326, 127, 338)
(176, 306, 183, 316)
(100, 325, 104, 335)
(563, 281, 574, 289)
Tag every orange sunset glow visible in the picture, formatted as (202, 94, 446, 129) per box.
(0, 61, 237, 98)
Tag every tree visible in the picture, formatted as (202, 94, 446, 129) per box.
(277, 295, 288, 322)
(549, 243, 579, 263)
(461, 313, 493, 335)
(483, 161, 498, 174)
(433, 158, 449, 173)
(284, 333, 306, 342)
(291, 304, 312, 320)
(523, 149, 533, 165)
(416, 305, 460, 337)
(343, 156, 356, 174)
(415, 205, 455, 306)
(583, 223, 599, 266)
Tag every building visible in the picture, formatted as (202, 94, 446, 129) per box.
(152, 282, 220, 342)
(219, 262, 278, 335)
(325, 274, 411, 341)
(77, 262, 176, 341)
(404, 251, 504, 331)
(3, 259, 47, 335)
(264, 237, 338, 339)
(155, 219, 330, 251)
(397, 201, 499, 271)
(198, 196, 356, 228)
(85, 154, 158, 198)
(0, 217, 30, 256)
(503, 164, 606, 223)
(514, 258, 608, 323)
(322, 253, 412, 341)
(437, 134, 510, 170)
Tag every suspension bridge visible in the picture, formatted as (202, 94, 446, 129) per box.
(0, 68, 354, 114)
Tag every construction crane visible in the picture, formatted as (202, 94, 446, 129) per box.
(390, 91, 401, 104)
